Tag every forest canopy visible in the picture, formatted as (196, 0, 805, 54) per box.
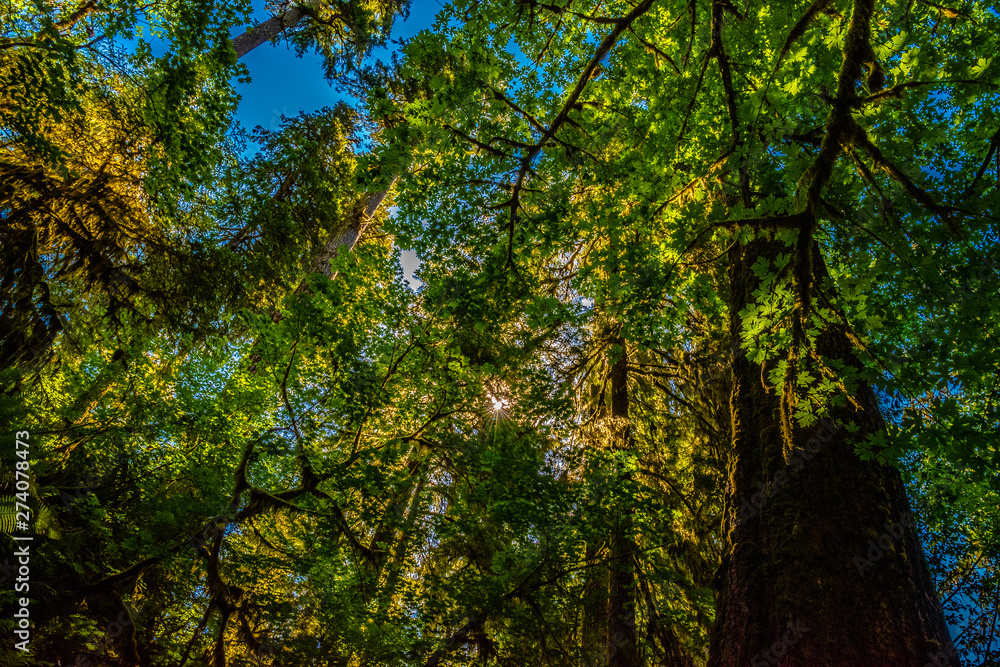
(1, 0, 999, 665)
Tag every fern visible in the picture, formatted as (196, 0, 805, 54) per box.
(0, 485, 62, 539)
(0, 495, 14, 534)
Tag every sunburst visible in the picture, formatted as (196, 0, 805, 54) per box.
(488, 393, 510, 414)
(485, 380, 513, 426)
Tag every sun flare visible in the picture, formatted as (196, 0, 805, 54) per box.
(488, 394, 510, 413)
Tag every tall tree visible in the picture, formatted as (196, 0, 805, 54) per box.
(0, 0, 245, 374)
(380, 0, 999, 661)
(4, 0, 1000, 664)
(606, 333, 640, 666)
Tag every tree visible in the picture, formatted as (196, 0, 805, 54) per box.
(0, 0, 246, 375)
(0, 0, 407, 378)
(232, 0, 407, 72)
(379, 0, 999, 662)
(3, 0, 1000, 664)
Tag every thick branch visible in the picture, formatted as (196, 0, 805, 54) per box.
(231, 6, 306, 59)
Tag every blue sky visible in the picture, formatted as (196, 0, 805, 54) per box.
(232, 0, 441, 132)
(229, 1, 440, 289)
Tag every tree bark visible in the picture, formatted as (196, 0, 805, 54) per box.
(379, 474, 427, 602)
(245, 179, 399, 373)
(231, 6, 306, 59)
(606, 336, 640, 667)
(582, 539, 610, 667)
(582, 383, 611, 666)
(708, 236, 959, 666)
(296, 178, 398, 289)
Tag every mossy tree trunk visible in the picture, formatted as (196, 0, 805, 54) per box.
(582, 540, 610, 667)
(607, 336, 640, 667)
(708, 236, 958, 666)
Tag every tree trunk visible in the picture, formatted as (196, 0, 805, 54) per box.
(367, 456, 423, 575)
(295, 178, 398, 290)
(261, 177, 398, 335)
(581, 539, 610, 667)
(228, 0, 405, 289)
(231, 6, 306, 59)
(582, 383, 610, 667)
(607, 336, 640, 667)
(708, 236, 958, 666)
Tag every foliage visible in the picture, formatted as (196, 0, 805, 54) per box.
(0, 0, 246, 374)
(2, 0, 999, 664)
